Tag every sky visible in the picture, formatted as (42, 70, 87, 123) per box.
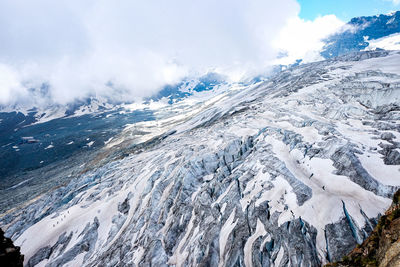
(298, 0, 399, 21)
(0, 0, 398, 107)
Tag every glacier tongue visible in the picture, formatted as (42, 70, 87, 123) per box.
(2, 50, 400, 266)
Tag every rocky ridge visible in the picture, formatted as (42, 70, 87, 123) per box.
(326, 189, 400, 267)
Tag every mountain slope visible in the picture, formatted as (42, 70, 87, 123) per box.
(0, 50, 400, 266)
(0, 79, 235, 214)
(321, 11, 400, 58)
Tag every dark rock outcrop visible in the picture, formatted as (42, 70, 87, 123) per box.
(326, 190, 400, 267)
(0, 228, 24, 267)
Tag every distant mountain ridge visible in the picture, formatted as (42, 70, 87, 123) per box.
(1, 12, 399, 123)
(321, 11, 400, 58)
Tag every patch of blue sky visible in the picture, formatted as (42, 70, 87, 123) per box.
(298, 0, 399, 21)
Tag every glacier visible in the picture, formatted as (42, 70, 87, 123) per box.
(1, 50, 400, 266)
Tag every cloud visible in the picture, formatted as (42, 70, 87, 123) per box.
(387, 0, 400, 5)
(0, 64, 25, 105)
(272, 15, 345, 65)
(0, 0, 300, 107)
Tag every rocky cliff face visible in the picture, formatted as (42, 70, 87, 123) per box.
(326, 190, 400, 267)
(0, 50, 400, 266)
(0, 228, 24, 267)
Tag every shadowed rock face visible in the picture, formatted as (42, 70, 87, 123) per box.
(326, 190, 400, 267)
(0, 228, 23, 267)
(0, 50, 399, 267)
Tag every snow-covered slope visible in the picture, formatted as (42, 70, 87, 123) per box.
(365, 33, 400, 51)
(1, 50, 400, 266)
(0, 77, 234, 201)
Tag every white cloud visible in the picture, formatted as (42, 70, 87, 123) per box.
(0, 0, 300, 107)
(387, 0, 400, 5)
(0, 64, 25, 105)
(272, 15, 345, 65)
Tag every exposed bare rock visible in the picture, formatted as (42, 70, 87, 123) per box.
(326, 190, 400, 267)
(0, 228, 23, 267)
